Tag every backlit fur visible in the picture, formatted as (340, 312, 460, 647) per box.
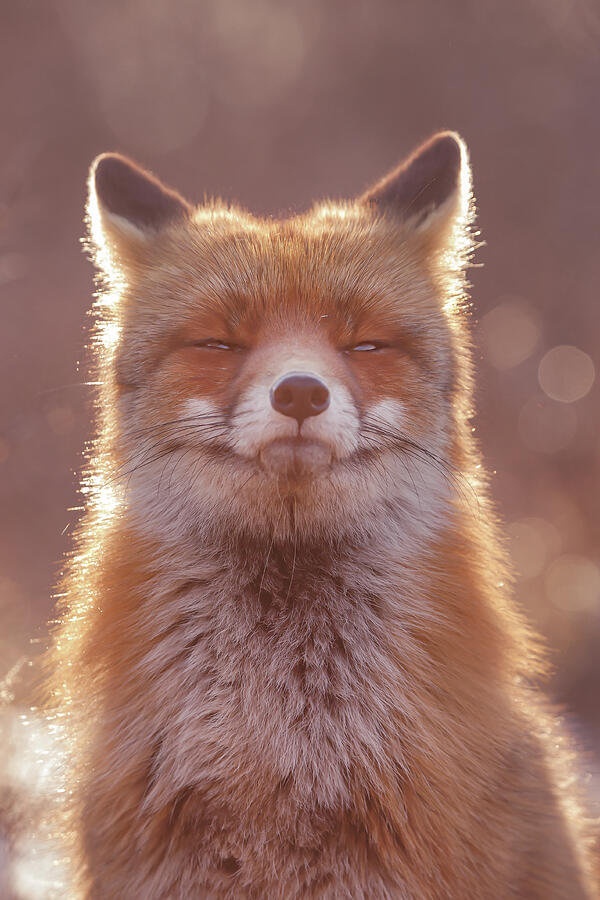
(45, 136, 599, 898)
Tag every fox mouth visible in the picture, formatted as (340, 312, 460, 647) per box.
(259, 437, 332, 480)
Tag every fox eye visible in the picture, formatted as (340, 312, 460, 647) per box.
(193, 340, 238, 351)
(347, 342, 384, 352)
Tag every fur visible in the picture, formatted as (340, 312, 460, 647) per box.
(44, 134, 599, 898)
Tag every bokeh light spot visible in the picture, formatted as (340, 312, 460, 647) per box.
(538, 345, 595, 403)
(478, 296, 540, 369)
(545, 554, 600, 613)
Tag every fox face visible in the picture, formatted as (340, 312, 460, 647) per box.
(88, 134, 474, 543)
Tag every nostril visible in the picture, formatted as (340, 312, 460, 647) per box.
(270, 372, 330, 423)
(274, 384, 294, 409)
(311, 385, 329, 411)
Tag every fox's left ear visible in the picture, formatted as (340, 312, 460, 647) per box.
(87, 153, 191, 269)
(360, 131, 472, 243)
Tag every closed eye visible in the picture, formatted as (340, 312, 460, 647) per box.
(192, 339, 243, 351)
(345, 342, 387, 353)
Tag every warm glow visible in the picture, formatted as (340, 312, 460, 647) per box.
(2, 3, 600, 890)
(546, 555, 600, 614)
(538, 345, 595, 403)
(478, 297, 540, 370)
(1, 707, 69, 898)
(98, 320, 121, 351)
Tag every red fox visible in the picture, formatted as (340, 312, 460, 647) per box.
(46, 133, 598, 897)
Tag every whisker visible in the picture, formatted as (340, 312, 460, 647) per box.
(359, 416, 480, 513)
(108, 423, 231, 484)
(167, 446, 200, 494)
(121, 413, 227, 440)
(120, 422, 229, 456)
(397, 452, 422, 511)
(186, 454, 211, 499)
(110, 431, 226, 489)
(111, 448, 181, 487)
(237, 470, 259, 492)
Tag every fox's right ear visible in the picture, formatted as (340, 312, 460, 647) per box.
(87, 153, 191, 269)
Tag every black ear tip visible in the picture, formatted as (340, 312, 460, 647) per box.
(414, 132, 464, 179)
(428, 131, 464, 153)
(90, 152, 189, 231)
(92, 152, 139, 192)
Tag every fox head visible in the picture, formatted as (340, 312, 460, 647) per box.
(86, 133, 475, 545)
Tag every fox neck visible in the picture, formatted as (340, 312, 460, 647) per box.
(81, 504, 516, 833)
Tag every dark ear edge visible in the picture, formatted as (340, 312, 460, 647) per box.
(91, 153, 191, 234)
(360, 132, 466, 228)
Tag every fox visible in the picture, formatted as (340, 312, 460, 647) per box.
(44, 132, 598, 898)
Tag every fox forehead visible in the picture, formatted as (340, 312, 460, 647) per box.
(121, 212, 445, 336)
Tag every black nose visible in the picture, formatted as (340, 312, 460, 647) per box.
(270, 372, 330, 424)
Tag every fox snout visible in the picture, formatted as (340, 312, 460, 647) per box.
(270, 372, 331, 424)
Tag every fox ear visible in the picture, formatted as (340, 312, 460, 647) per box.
(88, 153, 191, 265)
(360, 132, 470, 238)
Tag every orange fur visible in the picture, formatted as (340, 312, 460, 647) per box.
(45, 135, 598, 897)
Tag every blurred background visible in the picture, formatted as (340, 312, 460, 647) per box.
(1, 0, 599, 894)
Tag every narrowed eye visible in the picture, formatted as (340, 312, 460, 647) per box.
(346, 342, 386, 353)
(193, 339, 240, 351)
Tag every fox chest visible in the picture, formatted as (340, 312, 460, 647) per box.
(132, 569, 401, 817)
